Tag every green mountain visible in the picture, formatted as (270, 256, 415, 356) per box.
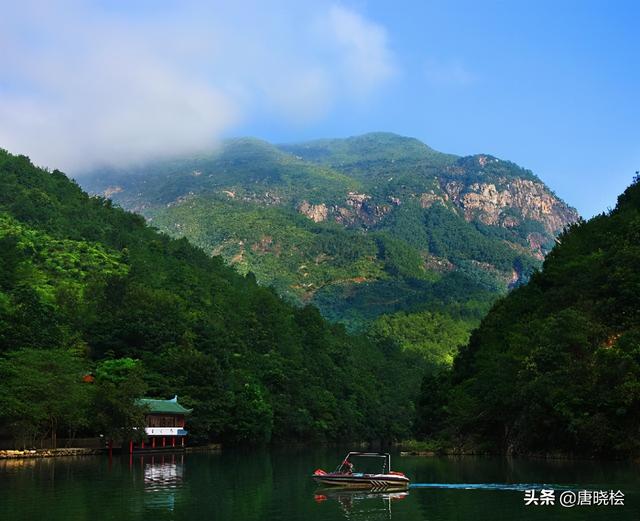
(419, 175, 640, 456)
(0, 149, 423, 446)
(83, 133, 578, 339)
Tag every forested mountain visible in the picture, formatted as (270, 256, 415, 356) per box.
(83, 133, 578, 346)
(0, 149, 423, 447)
(418, 175, 640, 456)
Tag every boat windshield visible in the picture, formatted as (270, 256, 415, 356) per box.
(337, 453, 391, 474)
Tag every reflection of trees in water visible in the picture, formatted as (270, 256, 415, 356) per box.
(315, 489, 409, 520)
(199, 449, 274, 521)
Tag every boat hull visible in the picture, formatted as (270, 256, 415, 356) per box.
(312, 473, 409, 490)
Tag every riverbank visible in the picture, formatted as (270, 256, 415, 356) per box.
(396, 439, 640, 461)
(0, 448, 103, 459)
(0, 444, 223, 460)
(184, 443, 221, 453)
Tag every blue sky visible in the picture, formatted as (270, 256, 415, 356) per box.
(1, 1, 638, 216)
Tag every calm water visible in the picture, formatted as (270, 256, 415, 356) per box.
(1, 448, 638, 520)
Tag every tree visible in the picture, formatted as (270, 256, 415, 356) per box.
(0, 348, 91, 448)
(225, 379, 273, 444)
(92, 358, 148, 443)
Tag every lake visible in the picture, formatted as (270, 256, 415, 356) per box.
(1, 448, 638, 520)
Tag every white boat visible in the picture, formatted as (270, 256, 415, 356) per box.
(312, 452, 410, 490)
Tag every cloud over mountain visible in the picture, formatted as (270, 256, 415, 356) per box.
(0, 1, 396, 171)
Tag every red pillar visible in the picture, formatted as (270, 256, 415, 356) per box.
(152, 437, 156, 448)
(129, 439, 133, 454)
(162, 437, 166, 447)
(172, 437, 175, 447)
(141, 440, 145, 449)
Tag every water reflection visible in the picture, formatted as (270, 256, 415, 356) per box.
(141, 454, 186, 511)
(314, 488, 409, 520)
(1, 451, 639, 521)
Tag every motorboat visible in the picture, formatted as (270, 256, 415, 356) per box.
(312, 452, 410, 490)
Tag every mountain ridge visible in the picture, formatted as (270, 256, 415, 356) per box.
(82, 133, 579, 332)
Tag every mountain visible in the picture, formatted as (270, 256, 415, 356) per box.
(83, 133, 578, 336)
(419, 175, 640, 456)
(0, 149, 422, 446)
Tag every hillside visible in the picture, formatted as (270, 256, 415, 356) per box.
(83, 133, 578, 337)
(0, 149, 423, 447)
(419, 175, 640, 456)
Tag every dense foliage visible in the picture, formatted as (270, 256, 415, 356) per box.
(0, 149, 424, 447)
(420, 176, 640, 456)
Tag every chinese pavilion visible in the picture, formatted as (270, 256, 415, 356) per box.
(132, 395, 192, 453)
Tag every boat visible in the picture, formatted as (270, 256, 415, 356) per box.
(312, 452, 410, 491)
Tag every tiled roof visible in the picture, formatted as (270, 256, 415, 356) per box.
(137, 395, 192, 415)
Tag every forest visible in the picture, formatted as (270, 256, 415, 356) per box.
(2, 146, 637, 457)
(417, 175, 640, 456)
(0, 149, 425, 448)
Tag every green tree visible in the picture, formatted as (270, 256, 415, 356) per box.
(93, 358, 148, 443)
(0, 348, 91, 448)
(226, 380, 273, 444)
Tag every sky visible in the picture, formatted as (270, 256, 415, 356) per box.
(0, 0, 638, 217)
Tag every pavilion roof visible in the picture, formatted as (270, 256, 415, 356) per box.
(137, 395, 192, 415)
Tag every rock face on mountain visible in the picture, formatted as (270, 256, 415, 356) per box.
(293, 177, 575, 237)
(443, 177, 574, 233)
(297, 200, 328, 222)
(81, 133, 578, 330)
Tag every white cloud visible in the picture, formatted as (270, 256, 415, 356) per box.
(0, 1, 396, 172)
(324, 5, 397, 95)
(261, 67, 334, 124)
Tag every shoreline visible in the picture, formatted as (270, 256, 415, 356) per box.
(0, 448, 103, 459)
(2, 443, 636, 462)
(0, 443, 223, 460)
(396, 442, 640, 462)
